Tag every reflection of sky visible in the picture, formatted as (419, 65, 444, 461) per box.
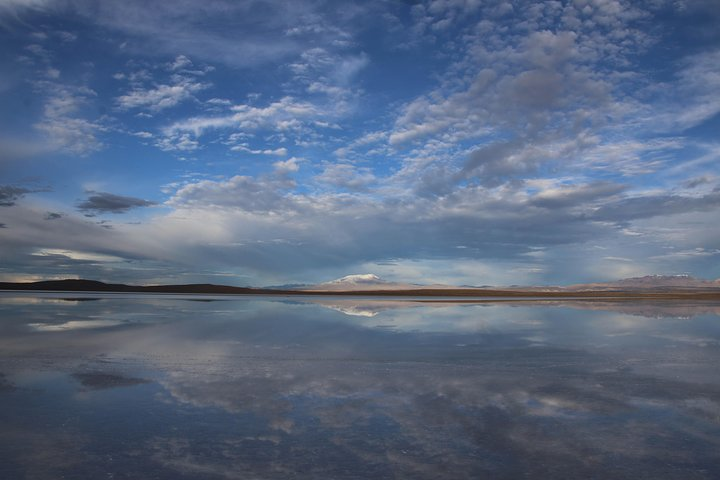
(0, 294, 719, 478)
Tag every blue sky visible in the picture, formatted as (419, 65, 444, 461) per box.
(0, 0, 719, 286)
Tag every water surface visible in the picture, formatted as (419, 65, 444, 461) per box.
(1, 293, 719, 479)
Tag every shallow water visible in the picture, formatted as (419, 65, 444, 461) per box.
(1, 293, 719, 479)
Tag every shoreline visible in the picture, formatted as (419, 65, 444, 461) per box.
(2, 287, 720, 301)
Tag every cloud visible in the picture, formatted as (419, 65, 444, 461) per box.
(167, 176, 291, 214)
(387, 28, 603, 149)
(273, 157, 301, 175)
(8, 1, 369, 68)
(168, 55, 192, 71)
(0, 203, 154, 282)
(460, 141, 534, 187)
(117, 78, 208, 112)
(230, 145, 288, 157)
(592, 190, 720, 223)
(683, 175, 715, 189)
(76, 191, 156, 215)
(530, 182, 627, 209)
(33, 85, 104, 156)
(1, 0, 719, 286)
(0, 185, 32, 206)
(289, 47, 369, 104)
(317, 163, 376, 191)
(155, 133, 199, 152)
(159, 96, 326, 153)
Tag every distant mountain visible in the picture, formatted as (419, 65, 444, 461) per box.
(1, 276, 719, 298)
(300, 273, 463, 291)
(566, 275, 720, 291)
(0, 279, 276, 295)
(328, 274, 384, 285)
(262, 283, 310, 290)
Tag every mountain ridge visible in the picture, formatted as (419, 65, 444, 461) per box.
(2, 276, 720, 299)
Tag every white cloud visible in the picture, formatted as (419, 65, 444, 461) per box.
(34, 85, 104, 155)
(168, 54, 192, 71)
(169, 96, 320, 136)
(156, 133, 199, 152)
(33, 248, 124, 262)
(273, 157, 301, 174)
(231, 145, 288, 157)
(317, 163, 376, 191)
(117, 78, 208, 112)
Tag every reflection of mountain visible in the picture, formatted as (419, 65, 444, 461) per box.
(310, 299, 425, 317)
(319, 304, 379, 317)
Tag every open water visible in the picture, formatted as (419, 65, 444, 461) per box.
(1, 293, 719, 479)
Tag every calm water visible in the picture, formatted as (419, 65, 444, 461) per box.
(1, 293, 719, 479)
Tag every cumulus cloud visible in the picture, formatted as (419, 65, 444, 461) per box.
(317, 163, 376, 191)
(273, 157, 301, 175)
(167, 176, 291, 214)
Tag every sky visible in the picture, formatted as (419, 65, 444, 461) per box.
(0, 0, 719, 287)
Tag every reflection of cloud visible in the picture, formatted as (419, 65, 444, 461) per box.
(310, 298, 720, 320)
(153, 348, 720, 479)
(0, 428, 89, 479)
(520, 300, 720, 319)
(71, 371, 149, 390)
(1, 296, 720, 478)
(28, 320, 124, 331)
(0, 373, 15, 392)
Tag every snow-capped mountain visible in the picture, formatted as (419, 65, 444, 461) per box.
(326, 274, 385, 285)
(302, 273, 459, 291)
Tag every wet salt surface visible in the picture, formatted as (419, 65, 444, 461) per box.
(0, 293, 719, 479)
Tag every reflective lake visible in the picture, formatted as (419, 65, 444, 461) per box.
(1, 293, 719, 479)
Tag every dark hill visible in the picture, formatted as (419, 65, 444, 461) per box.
(0, 279, 275, 294)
